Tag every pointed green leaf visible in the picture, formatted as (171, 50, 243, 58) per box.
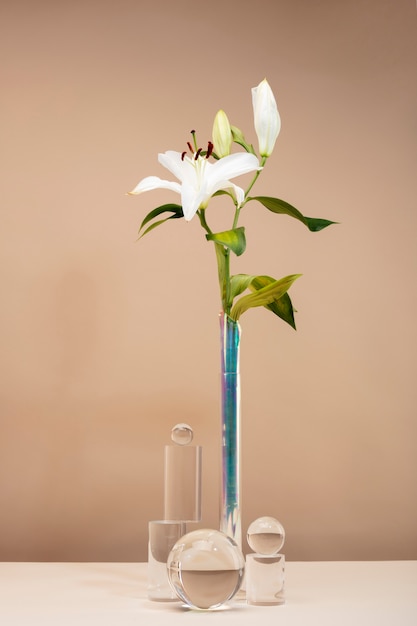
(304, 216, 337, 231)
(230, 274, 255, 299)
(267, 292, 296, 329)
(139, 218, 176, 238)
(248, 196, 337, 232)
(138, 203, 183, 237)
(230, 273, 301, 321)
(206, 227, 246, 256)
(249, 275, 296, 329)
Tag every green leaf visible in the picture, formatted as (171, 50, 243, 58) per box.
(249, 275, 297, 329)
(206, 227, 246, 256)
(138, 203, 183, 237)
(230, 274, 255, 299)
(230, 273, 301, 321)
(248, 196, 337, 232)
(228, 274, 297, 328)
(268, 292, 296, 329)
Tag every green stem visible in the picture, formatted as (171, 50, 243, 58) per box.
(243, 156, 267, 202)
(197, 208, 212, 234)
(232, 204, 241, 230)
(201, 154, 268, 315)
(224, 248, 231, 314)
(231, 155, 267, 232)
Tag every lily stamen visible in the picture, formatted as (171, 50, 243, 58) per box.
(190, 129, 198, 151)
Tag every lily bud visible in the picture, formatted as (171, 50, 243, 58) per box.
(251, 78, 281, 157)
(212, 109, 232, 158)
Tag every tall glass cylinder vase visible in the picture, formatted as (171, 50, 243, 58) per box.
(219, 311, 242, 548)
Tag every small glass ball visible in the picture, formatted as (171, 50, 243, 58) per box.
(171, 423, 193, 446)
(167, 528, 245, 610)
(247, 516, 285, 555)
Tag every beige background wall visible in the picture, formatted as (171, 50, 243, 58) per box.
(1, 0, 416, 562)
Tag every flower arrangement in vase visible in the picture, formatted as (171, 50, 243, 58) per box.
(129, 79, 335, 546)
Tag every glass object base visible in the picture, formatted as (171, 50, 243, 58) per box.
(148, 520, 186, 601)
(245, 553, 285, 606)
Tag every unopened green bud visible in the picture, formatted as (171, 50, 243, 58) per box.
(231, 125, 256, 155)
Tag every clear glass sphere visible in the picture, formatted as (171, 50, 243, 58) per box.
(167, 528, 245, 610)
(171, 423, 193, 446)
(247, 516, 285, 555)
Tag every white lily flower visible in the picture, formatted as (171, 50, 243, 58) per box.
(251, 78, 281, 157)
(130, 148, 260, 221)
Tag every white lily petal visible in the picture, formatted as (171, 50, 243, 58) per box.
(158, 151, 186, 182)
(232, 184, 245, 207)
(129, 175, 181, 195)
(181, 183, 204, 221)
(208, 153, 261, 189)
(177, 155, 202, 188)
(207, 177, 234, 196)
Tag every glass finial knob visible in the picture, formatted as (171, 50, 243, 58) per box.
(171, 423, 193, 446)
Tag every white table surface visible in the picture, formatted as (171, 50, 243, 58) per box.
(0, 561, 416, 625)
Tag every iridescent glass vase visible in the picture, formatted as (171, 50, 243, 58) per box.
(219, 311, 242, 547)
